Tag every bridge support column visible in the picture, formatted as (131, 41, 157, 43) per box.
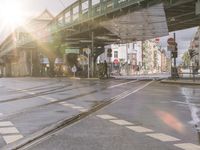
(31, 48, 40, 77)
(5, 62, 11, 77)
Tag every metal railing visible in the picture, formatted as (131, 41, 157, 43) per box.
(174, 66, 200, 81)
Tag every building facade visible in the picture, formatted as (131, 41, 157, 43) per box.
(190, 27, 200, 66)
(0, 10, 54, 77)
(97, 38, 168, 75)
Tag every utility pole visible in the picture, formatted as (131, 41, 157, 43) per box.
(141, 40, 144, 67)
(198, 29, 200, 66)
(91, 32, 94, 77)
(126, 43, 129, 75)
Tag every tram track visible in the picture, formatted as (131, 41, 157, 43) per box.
(2, 81, 153, 150)
(0, 80, 141, 121)
(0, 83, 103, 104)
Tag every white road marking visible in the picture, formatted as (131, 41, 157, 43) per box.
(174, 143, 200, 150)
(0, 127, 20, 134)
(71, 106, 84, 109)
(62, 103, 75, 107)
(59, 102, 66, 105)
(171, 101, 200, 107)
(113, 81, 154, 101)
(58, 100, 88, 111)
(3, 135, 23, 144)
(27, 92, 35, 95)
(0, 121, 13, 127)
(21, 89, 28, 92)
(96, 115, 117, 120)
(49, 99, 58, 102)
(16, 88, 23, 91)
(107, 80, 138, 89)
(146, 133, 180, 142)
(14, 88, 35, 95)
(109, 119, 133, 126)
(181, 88, 200, 126)
(79, 109, 88, 112)
(126, 126, 154, 133)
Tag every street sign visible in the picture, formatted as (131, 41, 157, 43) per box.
(65, 48, 79, 54)
(71, 65, 77, 73)
(113, 59, 119, 64)
(167, 38, 175, 45)
(83, 48, 91, 55)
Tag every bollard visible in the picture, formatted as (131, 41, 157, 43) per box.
(198, 130, 200, 144)
(195, 125, 200, 144)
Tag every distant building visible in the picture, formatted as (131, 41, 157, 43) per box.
(0, 10, 54, 77)
(98, 38, 168, 75)
(190, 27, 200, 65)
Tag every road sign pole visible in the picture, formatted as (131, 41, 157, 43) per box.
(91, 32, 94, 77)
(88, 53, 90, 78)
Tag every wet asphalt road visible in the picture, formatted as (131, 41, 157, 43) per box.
(0, 77, 200, 150)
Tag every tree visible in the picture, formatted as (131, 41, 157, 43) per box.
(181, 51, 190, 68)
(39, 32, 65, 77)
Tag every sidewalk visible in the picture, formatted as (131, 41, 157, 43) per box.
(113, 73, 170, 80)
(161, 79, 200, 85)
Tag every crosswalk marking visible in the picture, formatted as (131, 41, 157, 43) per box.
(126, 126, 154, 133)
(49, 99, 58, 102)
(58, 102, 87, 111)
(109, 119, 133, 126)
(62, 103, 75, 107)
(146, 133, 180, 142)
(59, 102, 66, 105)
(71, 106, 84, 109)
(0, 121, 13, 127)
(3, 135, 23, 144)
(96, 115, 117, 120)
(0, 127, 20, 134)
(174, 143, 200, 150)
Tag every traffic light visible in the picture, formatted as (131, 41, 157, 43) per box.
(172, 45, 178, 58)
(107, 48, 112, 57)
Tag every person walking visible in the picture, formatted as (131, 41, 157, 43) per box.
(103, 60, 108, 78)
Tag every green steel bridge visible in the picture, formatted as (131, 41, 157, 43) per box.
(1, 0, 199, 55)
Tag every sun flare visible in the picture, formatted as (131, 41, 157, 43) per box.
(0, 1, 26, 29)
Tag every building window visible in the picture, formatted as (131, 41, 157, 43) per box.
(82, 1, 88, 14)
(114, 51, 118, 58)
(65, 11, 70, 23)
(132, 43, 135, 49)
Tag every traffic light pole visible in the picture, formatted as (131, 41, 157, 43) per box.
(91, 32, 94, 77)
(173, 32, 176, 68)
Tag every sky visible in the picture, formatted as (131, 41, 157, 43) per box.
(0, 0, 198, 62)
(0, 0, 76, 42)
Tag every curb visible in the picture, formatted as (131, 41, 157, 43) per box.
(113, 77, 167, 81)
(160, 80, 200, 85)
(68, 77, 100, 80)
